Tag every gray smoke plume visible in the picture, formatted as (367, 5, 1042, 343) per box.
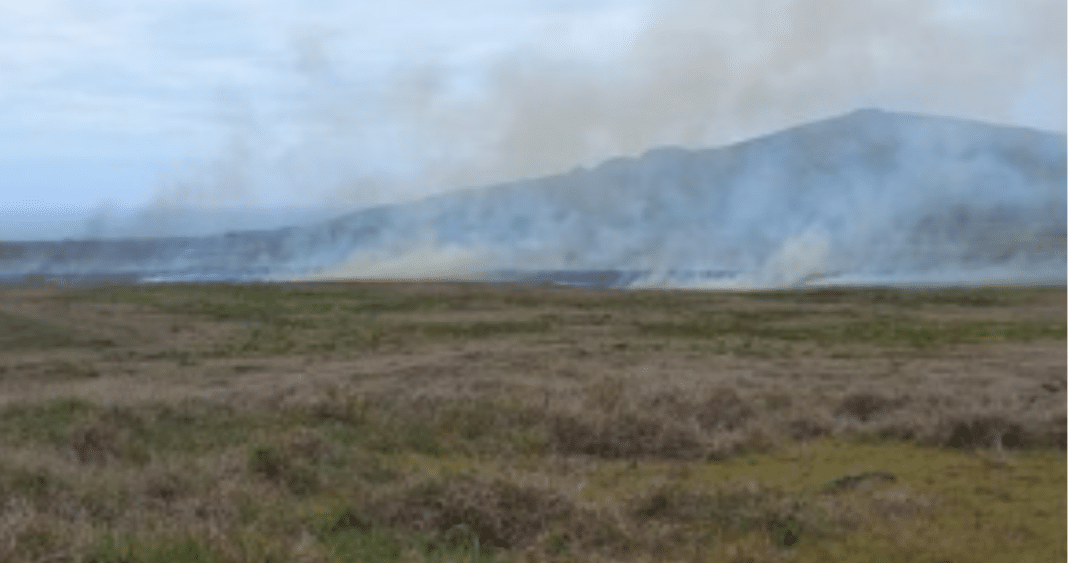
(134, 0, 1065, 218)
(9, 1, 1062, 287)
(439, 0, 1064, 190)
(3, 109, 1065, 288)
(299, 109, 1067, 288)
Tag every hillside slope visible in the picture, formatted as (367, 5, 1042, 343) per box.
(2, 109, 1064, 287)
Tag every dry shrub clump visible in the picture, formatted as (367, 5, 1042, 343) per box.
(835, 391, 900, 423)
(865, 486, 937, 521)
(139, 467, 192, 505)
(546, 379, 770, 460)
(368, 475, 575, 549)
(940, 413, 1030, 450)
(816, 478, 938, 533)
(786, 416, 834, 441)
(68, 423, 125, 465)
(821, 471, 898, 493)
(67, 407, 149, 466)
(0, 463, 71, 516)
(631, 481, 830, 549)
(0, 498, 59, 562)
(816, 387, 1068, 452)
(692, 387, 757, 431)
(548, 410, 705, 459)
(246, 432, 330, 496)
(1046, 412, 1067, 449)
(544, 377, 1063, 462)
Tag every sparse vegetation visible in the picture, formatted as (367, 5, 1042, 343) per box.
(0, 282, 1063, 561)
(0, 311, 79, 351)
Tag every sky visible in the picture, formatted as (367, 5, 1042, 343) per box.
(0, 0, 1064, 239)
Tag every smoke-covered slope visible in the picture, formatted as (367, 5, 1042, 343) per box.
(2, 109, 1064, 287)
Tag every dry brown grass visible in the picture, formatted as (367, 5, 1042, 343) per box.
(369, 475, 574, 549)
(0, 282, 1063, 561)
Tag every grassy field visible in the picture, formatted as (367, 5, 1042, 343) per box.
(0, 281, 1064, 562)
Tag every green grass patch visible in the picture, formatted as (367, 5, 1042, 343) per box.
(71, 284, 564, 357)
(60, 283, 1065, 358)
(75, 282, 496, 319)
(0, 311, 80, 351)
(750, 285, 1060, 307)
(0, 397, 100, 444)
(0, 398, 277, 459)
(415, 318, 554, 339)
(639, 313, 1066, 350)
(89, 534, 230, 563)
(710, 439, 1065, 561)
(0, 464, 69, 506)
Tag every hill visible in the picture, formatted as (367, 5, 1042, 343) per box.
(2, 109, 1064, 287)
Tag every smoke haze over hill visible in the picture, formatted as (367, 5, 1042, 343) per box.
(3, 0, 1062, 220)
(138, 0, 1064, 220)
(0, 109, 1064, 288)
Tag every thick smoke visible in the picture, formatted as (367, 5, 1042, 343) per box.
(289, 109, 1065, 289)
(5, 109, 1060, 289)
(437, 0, 1066, 191)
(6, 1, 1064, 288)
(132, 0, 1066, 219)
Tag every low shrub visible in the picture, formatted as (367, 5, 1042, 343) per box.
(247, 443, 320, 495)
(836, 392, 898, 422)
(630, 482, 830, 549)
(370, 475, 573, 549)
(548, 411, 706, 459)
